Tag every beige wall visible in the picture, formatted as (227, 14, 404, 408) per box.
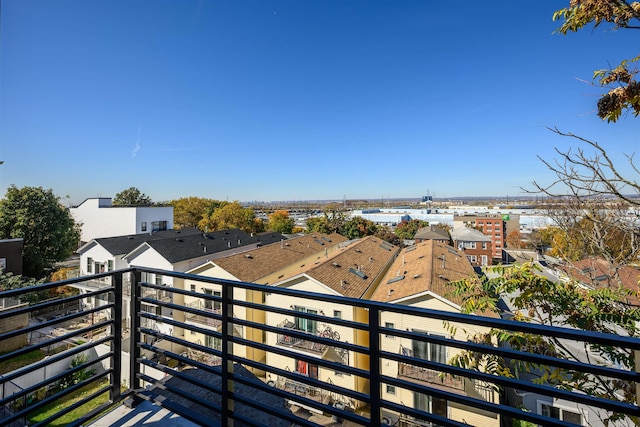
(0, 303, 29, 352)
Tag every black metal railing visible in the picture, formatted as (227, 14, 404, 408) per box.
(1, 268, 639, 427)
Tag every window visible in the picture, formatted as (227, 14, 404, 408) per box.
(205, 334, 222, 351)
(190, 284, 196, 292)
(152, 221, 167, 231)
(204, 289, 221, 311)
(141, 222, 147, 232)
(414, 393, 447, 417)
(481, 255, 488, 266)
(467, 255, 477, 263)
(107, 260, 113, 271)
(294, 306, 317, 334)
(412, 330, 446, 364)
(541, 404, 582, 425)
(386, 384, 396, 395)
(295, 359, 318, 379)
(155, 274, 163, 286)
(87, 257, 93, 273)
(481, 242, 487, 250)
(333, 310, 342, 319)
(385, 322, 395, 338)
(459, 241, 476, 249)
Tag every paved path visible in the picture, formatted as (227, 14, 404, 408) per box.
(89, 401, 199, 427)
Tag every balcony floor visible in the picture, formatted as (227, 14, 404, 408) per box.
(89, 401, 198, 427)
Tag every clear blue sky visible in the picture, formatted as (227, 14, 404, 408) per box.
(1, 1, 638, 205)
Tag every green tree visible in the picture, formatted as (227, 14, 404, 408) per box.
(267, 210, 295, 234)
(450, 263, 640, 425)
(112, 187, 152, 206)
(0, 272, 47, 305)
(342, 216, 379, 240)
(553, 1, 640, 122)
(198, 202, 264, 233)
(170, 197, 220, 229)
(394, 219, 429, 240)
(0, 186, 80, 278)
(305, 216, 331, 234)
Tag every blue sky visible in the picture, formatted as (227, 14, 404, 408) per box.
(1, 1, 638, 205)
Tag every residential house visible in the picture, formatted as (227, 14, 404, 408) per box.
(176, 233, 348, 370)
(74, 229, 278, 334)
(414, 226, 450, 244)
(371, 240, 500, 426)
(70, 197, 174, 244)
(264, 236, 400, 411)
(450, 227, 493, 267)
(453, 213, 520, 259)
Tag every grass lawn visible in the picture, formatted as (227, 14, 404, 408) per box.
(27, 381, 111, 426)
(0, 349, 46, 374)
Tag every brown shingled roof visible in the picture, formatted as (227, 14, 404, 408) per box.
(303, 236, 399, 299)
(214, 233, 347, 282)
(371, 240, 497, 317)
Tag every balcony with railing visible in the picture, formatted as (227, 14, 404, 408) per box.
(1, 267, 640, 427)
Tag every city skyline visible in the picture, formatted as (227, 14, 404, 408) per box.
(2, 1, 639, 205)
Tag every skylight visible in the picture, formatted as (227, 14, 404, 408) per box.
(349, 268, 367, 280)
(387, 275, 405, 284)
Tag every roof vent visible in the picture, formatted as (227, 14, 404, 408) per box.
(228, 242, 231, 248)
(245, 254, 253, 259)
(332, 262, 340, 267)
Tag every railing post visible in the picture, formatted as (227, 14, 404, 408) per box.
(369, 306, 382, 426)
(635, 349, 640, 426)
(125, 269, 143, 407)
(221, 278, 234, 426)
(111, 271, 123, 403)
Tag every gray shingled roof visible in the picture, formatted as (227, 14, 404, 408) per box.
(131, 229, 265, 264)
(91, 228, 203, 256)
(450, 227, 492, 242)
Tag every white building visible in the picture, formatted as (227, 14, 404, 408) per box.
(70, 198, 174, 243)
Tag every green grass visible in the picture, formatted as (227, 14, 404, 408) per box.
(0, 349, 46, 374)
(27, 381, 111, 426)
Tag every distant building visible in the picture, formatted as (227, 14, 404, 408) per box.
(0, 238, 24, 275)
(450, 227, 493, 266)
(453, 213, 520, 259)
(70, 197, 174, 244)
(414, 225, 450, 244)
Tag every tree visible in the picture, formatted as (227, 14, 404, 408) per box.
(267, 210, 295, 234)
(0, 272, 47, 304)
(505, 229, 526, 249)
(0, 186, 80, 278)
(112, 187, 152, 206)
(449, 263, 640, 425)
(305, 216, 331, 234)
(342, 216, 379, 240)
(394, 219, 429, 240)
(198, 202, 264, 233)
(170, 197, 220, 229)
(375, 226, 403, 246)
(554, 1, 640, 122)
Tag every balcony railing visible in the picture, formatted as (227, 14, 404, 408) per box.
(1, 267, 640, 427)
(398, 363, 465, 391)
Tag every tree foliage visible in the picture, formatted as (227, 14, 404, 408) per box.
(342, 216, 379, 239)
(112, 187, 152, 206)
(449, 263, 640, 424)
(0, 186, 80, 279)
(170, 197, 220, 229)
(198, 202, 264, 234)
(506, 229, 526, 249)
(305, 205, 348, 235)
(394, 219, 429, 240)
(0, 272, 47, 305)
(267, 210, 295, 234)
(554, 1, 640, 122)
